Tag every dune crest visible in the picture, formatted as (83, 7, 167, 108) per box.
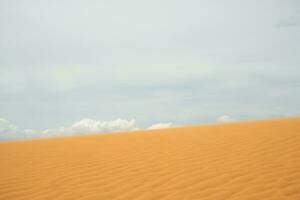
(1, 118, 300, 200)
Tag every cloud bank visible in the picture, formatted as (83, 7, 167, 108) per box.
(148, 123, 174, 130)
(216, 115, 236, 123)
(0, 118, 174, 140)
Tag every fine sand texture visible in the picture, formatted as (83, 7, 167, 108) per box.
(0, 118, 300, 200)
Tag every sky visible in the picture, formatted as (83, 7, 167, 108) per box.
(0, 0, 300, 140)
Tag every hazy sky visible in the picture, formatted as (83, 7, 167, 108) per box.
(0, 0, 300, 138)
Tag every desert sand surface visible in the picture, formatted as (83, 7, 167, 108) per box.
(0, 118, 300, 200)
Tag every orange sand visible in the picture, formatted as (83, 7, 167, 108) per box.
(0, 118, 300, 200)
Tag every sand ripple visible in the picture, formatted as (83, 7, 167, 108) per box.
(0, 118, 300, 200)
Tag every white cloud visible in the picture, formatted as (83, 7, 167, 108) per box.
(0, 118, 174, 140)
(0, 118, 18, 133)
(216, 115, 236, 123)
(148, 122, 173, 130)
(42, 118, 138, 137)
(0, 118, 21, 140)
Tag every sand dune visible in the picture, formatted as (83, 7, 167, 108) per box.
(0, 118, 300, 200)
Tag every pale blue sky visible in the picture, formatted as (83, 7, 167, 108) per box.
(0, 0, 299, 139)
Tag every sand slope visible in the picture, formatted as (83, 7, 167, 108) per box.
(0, 118, 300, 200)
